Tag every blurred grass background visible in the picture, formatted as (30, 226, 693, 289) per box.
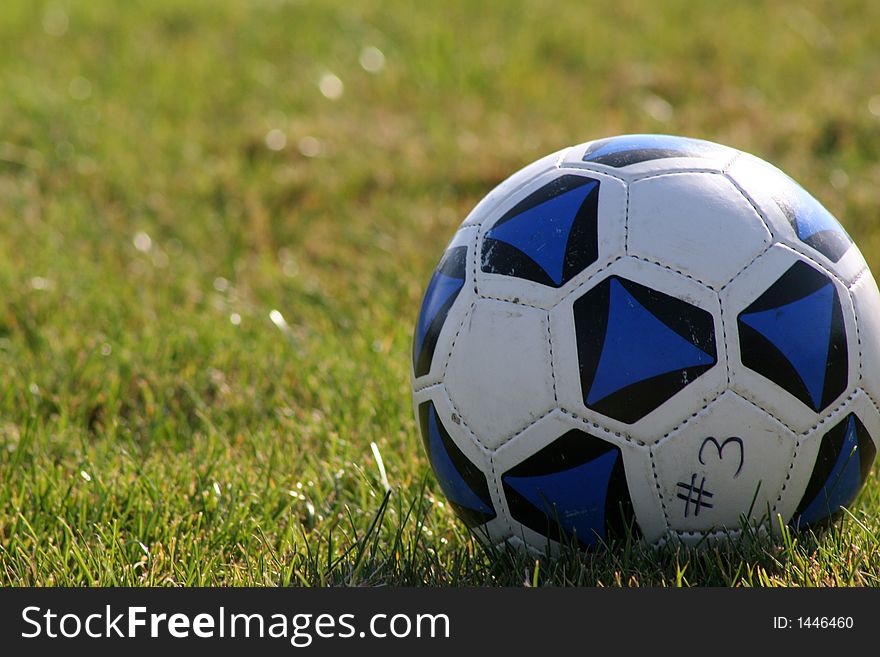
(2, 0, 880, 585)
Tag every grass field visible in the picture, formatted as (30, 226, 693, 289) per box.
(2, 0, 880, 586)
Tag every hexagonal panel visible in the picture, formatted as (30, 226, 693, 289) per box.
(481, 174, 600, 288)
(724, 244, 857, 432)
(475, 168, 626, 308)
(653, 391, 796, 533)
(628, 172, 772, 289)
(552, 256, 726, 444)
(444, 298, 555, 450)
(411, 226, 476, 384)
(492, 411, 664, 549)
(561, 134, 738, 179)
(726, 153, 866, 284)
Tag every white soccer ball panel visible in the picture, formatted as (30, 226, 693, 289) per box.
(726, 153, 867, 284)
(652, 391, 796, 534)
(551, 256, 726, 444)
(444, 298, 555, 450)
(722, 243, 857, 433)
(475, 168, 627, 308)
(627, 172, 772, 289)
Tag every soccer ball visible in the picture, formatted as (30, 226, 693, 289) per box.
(411, 134, 880, 551)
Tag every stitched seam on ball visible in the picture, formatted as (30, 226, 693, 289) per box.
(848, 267, 869, 290)
(558, 163, 628, 183)
(668, 527, 744, 539)
(411, 381, 443, 395)
(772, 436, 800, 516)
(717, 241, 773, 293)
(475, 293, 548, 310)
(412, 372, 444, 393)
(629, 168, 730, 182)
(723, 168, 775, 238)
(860, 388, 880, 435)
(472, 221, 482, 296)
(546, 311, 558, 404)
(486, 408, 560, 453)
(726, 391, 799, 436)
(625, 253, 717, 290)
(443, 387, 492, 452)
(801, 389, 859, 436)
(721, 150, 743, 175)
(649, 391, 727, 445)
(488, 452, 515, 539)
(477, 254, 623, 309)
(554, 148, 570, 168)
(850, 281, 864, 385)
(439, 301, 476, 381)
(557, 408, 646, 447)
(718, 290, 732, 388)
(558, 254, 626, 301)
(648, 445, 672, 531)
(623, 177, 631, 253)
(777, 242, 853, 290)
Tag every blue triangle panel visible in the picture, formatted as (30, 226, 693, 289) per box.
(587, 279, 714, 405)
(426, 407, 494, 516)
(486, 181, 597, 285)
(797, 415, 862, 526)
(782, 182, 847, 242)
(740, 283, 834, 409)
(503, 449, 618, 547)
(414, 271, 465, 360)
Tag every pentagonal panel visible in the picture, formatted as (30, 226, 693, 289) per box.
(574, 275, 717, 423)
(723, 244, 857, 432)
(411, 387, 509, 545)
(552, 256, 726, 444)
(481, 175, 600, 288)
(653, 391, 796, 533)
(475, 168, 626, 308)
(777, 390, 880, 530)
(561, 134, 738, 179)
(492, 411, 664, 549)
(627, 172, 772, 289)
(792, 414, 875, 528)
(444, 298, 555, 450)
(417, 398, 496, 527)
(460, 148, 567, 227)
(411, 226, 476, 385)
(726, 153, 866, 283)
(738, 260, 847, 412)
